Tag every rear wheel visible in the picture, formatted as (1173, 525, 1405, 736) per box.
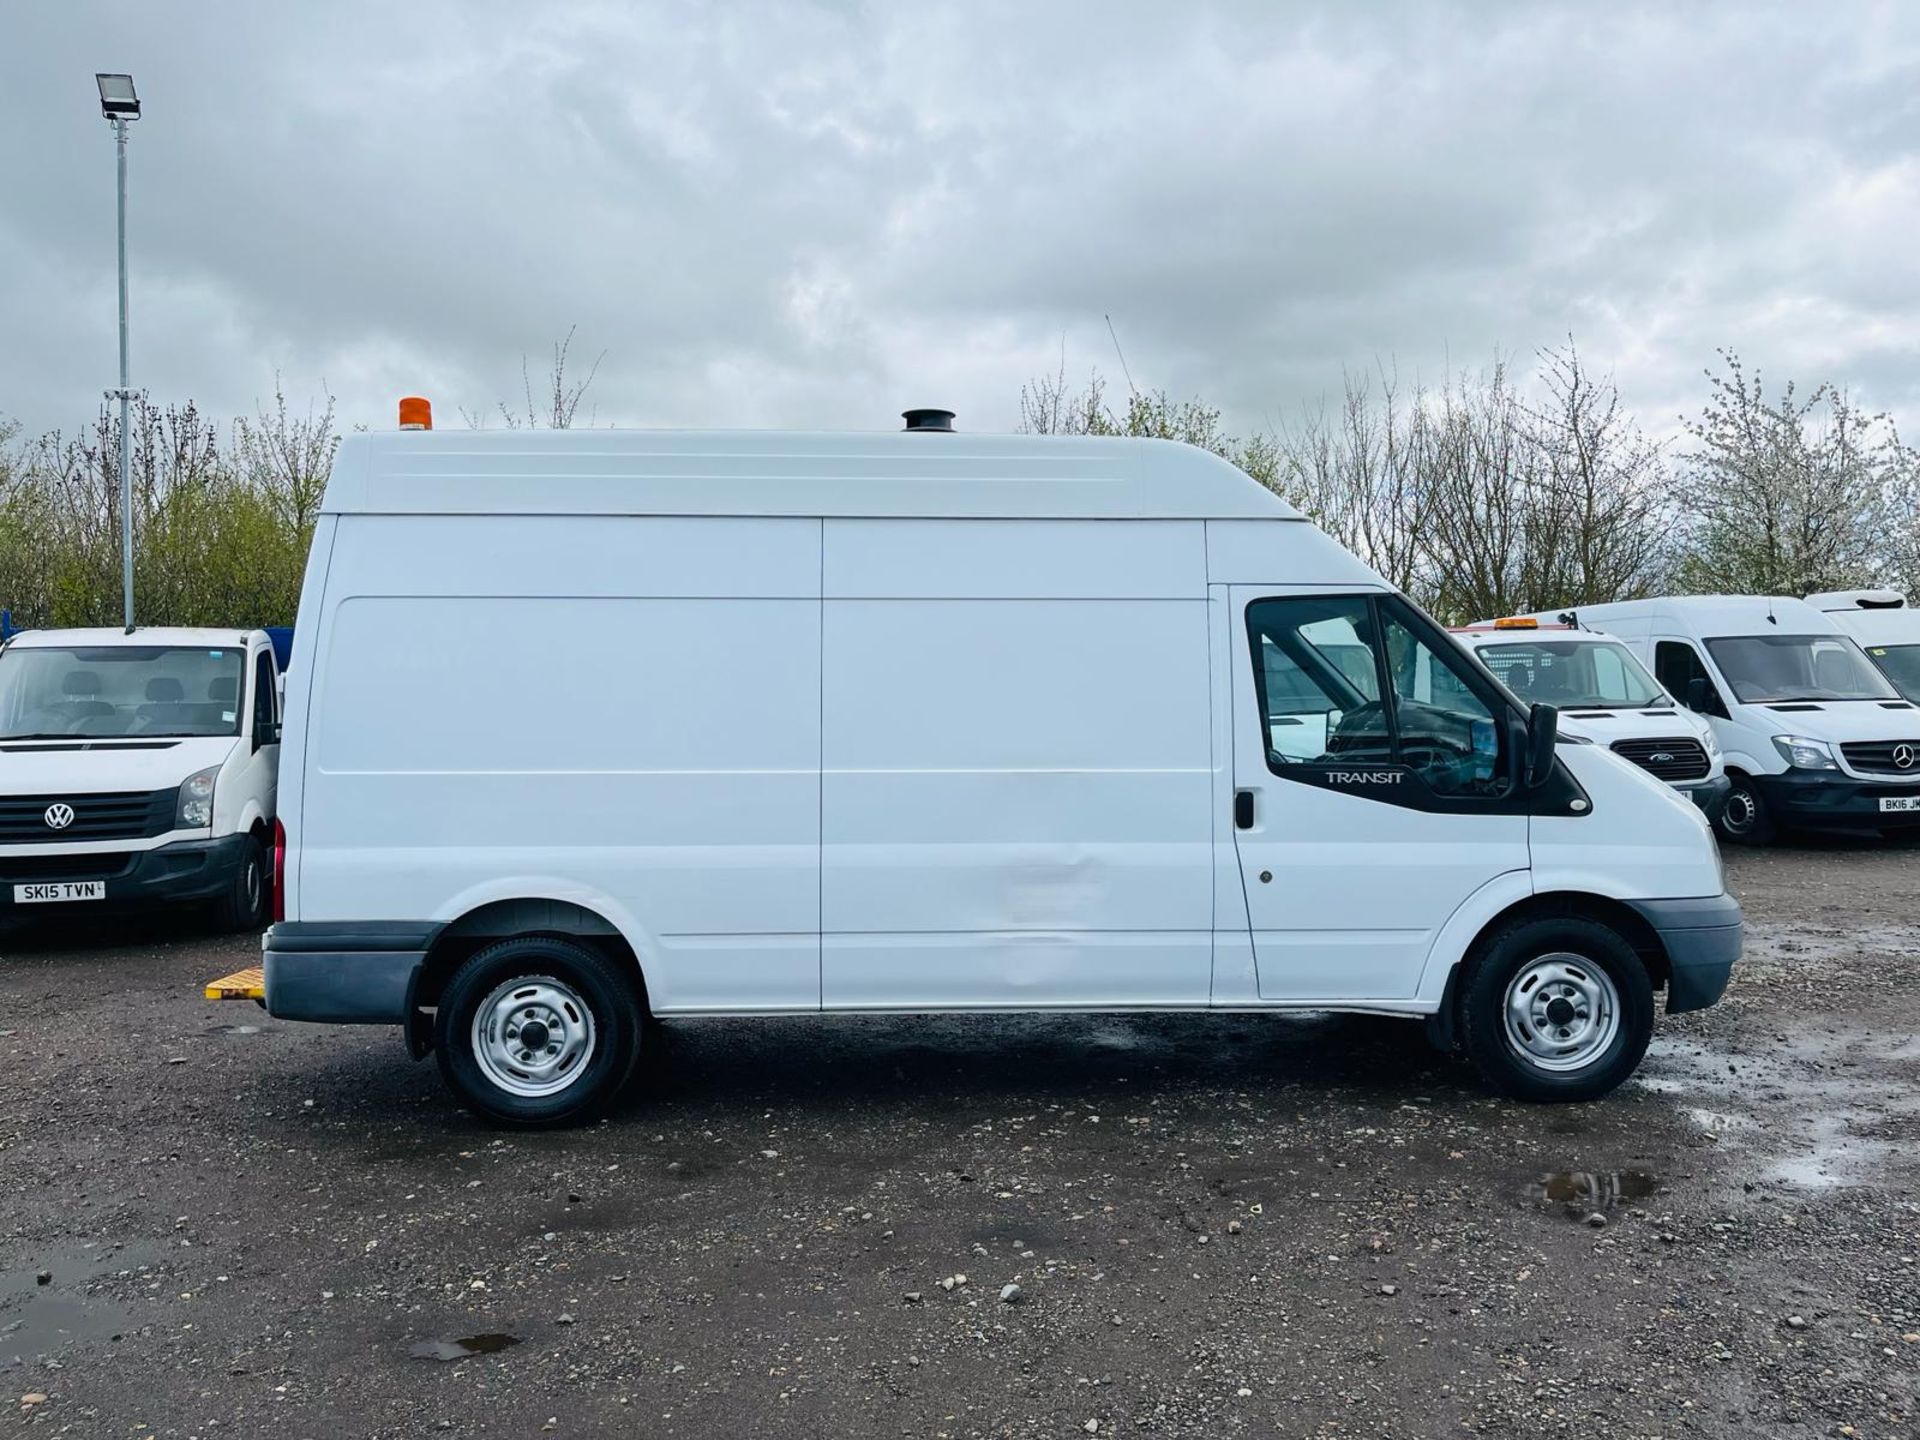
(435, 936, 643, 1127)
(1459, 915, 1655, 1102)
(211, 833, 269, 932)
(1714, 773, 1775, 846)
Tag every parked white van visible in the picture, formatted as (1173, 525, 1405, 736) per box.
(255, 417, 1741, 1125)
(1530, 597, 1920, 844)
(1450, 620, 1729, 818)
(0, 627, 280, 928)
(1807, 590, 1920, 701)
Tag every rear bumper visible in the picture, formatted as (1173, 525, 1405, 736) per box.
(263, 921, 438, 1024)
(1752, 769, 1920, 830)
(0, 834, 248, 913)
(1626, 893, 1743, 1014)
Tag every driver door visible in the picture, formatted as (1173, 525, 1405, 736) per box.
(1227, 587, 1529, 1002)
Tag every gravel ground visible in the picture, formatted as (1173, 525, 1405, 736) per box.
(2, 841, 1918, 1438)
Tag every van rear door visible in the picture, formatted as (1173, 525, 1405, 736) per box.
(1226, 586, 1529, 1002)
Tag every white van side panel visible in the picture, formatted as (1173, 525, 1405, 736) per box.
(819, 519, 1214, 1008)
(300, 514, 824, 1012)
(279, 514, 339, 920)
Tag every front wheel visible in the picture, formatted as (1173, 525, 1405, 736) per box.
(210, 833, 269, 932)
(1459, 916, 1655, 1102)
(1714, 773, 1775, 846)
(435, 936, 644, 1127)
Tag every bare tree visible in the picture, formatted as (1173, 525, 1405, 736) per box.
(1522, 340, 1674, 608)
(1271, 364, 1435, 601)
(1419, 357, 1542, 621)
(462, 326, 607, 429)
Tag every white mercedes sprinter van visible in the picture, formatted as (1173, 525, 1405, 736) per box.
(1450, 620, 1728, 818)
(257, 418, 1740, 1125)
(1537, 596, 1920, 844)
(1807, 590, 1920, 701)
(0, 627, 281, 928)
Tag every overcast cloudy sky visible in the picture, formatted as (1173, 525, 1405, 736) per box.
(3, 1, 1917, 446)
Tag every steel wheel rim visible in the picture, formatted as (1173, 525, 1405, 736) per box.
(242, 852, 262, 914)
(471, 974, 597, 1098)
(1503, 953, 1621, 1073)
(1721, 786, 1756, 835)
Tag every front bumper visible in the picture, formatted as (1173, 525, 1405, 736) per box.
(1626, 893, 1743, 1013)
(262, 921, 438, 1024)
(1752, 769, 1920, 831)
(0, 834, 248, 913)
(1678, 774, 1731, 820)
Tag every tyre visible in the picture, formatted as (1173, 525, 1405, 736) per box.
(1459, 915, 1655, 1102)
(435, 935, 644, 1127)
(211, 833, 269, 932)
(1714, 773, 1775, 846)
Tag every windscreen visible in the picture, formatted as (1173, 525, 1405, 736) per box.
(1703, 634, 1897, 703)
(1471, 639, 1664, 708)
(0, 645, 245, 739)
(1861, 643, 1920, 702)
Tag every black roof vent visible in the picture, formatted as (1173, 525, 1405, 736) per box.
(902, 408, 955, 433)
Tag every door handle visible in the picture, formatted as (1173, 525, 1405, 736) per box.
(1234, 790, 1255, 829)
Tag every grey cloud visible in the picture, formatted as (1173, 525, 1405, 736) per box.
(1, 0, 1915, 448)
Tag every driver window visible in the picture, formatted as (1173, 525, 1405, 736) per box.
(1246, 595, 1509, 797)
(1377, 608, 1506, 796)
(1654, 641, 1726, 717)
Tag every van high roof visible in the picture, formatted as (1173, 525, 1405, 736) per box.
(1559, 595, 1844, 638)
(320, 430, 1304, 522)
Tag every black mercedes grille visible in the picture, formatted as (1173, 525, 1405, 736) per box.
(1610, 737, 1711, 782)
(1840, 741, 1920, 776)
(0, 790, 174, 845)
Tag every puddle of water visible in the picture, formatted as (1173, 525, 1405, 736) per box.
(1638, 1030, 1920, 1190)
(1532, 1170, 1659, 1213)
(0, 1243, 157, 1368)
(409, 1333, 521, 1362)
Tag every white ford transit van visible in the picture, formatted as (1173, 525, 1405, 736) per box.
(1807, 590, 1920, 701)
(255, 420, 1740, 1125)
(1533, 596, 1920, 844)
(1450, 620, 1728, 819)
(0, 627, 281, 928)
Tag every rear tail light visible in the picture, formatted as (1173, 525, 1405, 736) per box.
(272, 818, 287, 924)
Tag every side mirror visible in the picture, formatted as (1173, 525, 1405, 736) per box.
(1525, 703, 1559, 789)
(1686, 677, 1709, 712)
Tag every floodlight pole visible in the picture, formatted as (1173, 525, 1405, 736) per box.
(113, 113, 133, 632)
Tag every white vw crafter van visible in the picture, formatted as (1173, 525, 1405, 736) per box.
(254, 416, 1740, 1125)
(0, 627, 281, 929)
(1537, 597, 1920, 845)
(1450, 620, 1729, 819)
(1807, 590, 1920, 702)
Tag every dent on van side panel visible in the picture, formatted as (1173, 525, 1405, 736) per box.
(819, 519, 1215, 1009)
